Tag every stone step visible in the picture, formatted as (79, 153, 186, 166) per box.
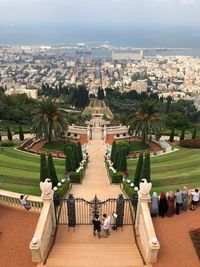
(46, 244, 144, 267)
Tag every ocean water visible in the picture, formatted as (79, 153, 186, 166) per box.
(1, 24, 200, 56)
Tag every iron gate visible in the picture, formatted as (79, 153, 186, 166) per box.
(54, 194, 138, 226)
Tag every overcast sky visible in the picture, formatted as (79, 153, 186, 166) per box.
(0, 0, 200, 27)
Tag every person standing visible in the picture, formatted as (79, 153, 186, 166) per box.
(102, 214, 111, 238)
(175, 189, 183, 215)
(190, 189, 200, 211)
(151, 192, 159, 217)
(167, 191, 175, 217)
(92, 214, 101, 238)
(158, 192, 168, 218)
(182, 186, 189, 211)
(19, 195, 31, 210)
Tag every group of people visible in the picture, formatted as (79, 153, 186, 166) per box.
(92, 213, 118, 238)
(151, 187, 200, 218)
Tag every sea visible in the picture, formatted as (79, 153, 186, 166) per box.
(1, 24, 200, 57)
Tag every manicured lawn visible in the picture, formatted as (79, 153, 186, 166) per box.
(129, 141, 150, 152)
(43, 141, 67, 152)
(127, 146, 200, 193)
(0, 147, 65, 196)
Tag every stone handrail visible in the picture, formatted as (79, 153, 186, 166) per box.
(135, 193, 160, 263)
(0, 189, 42, 212)
(30, 199, 56, 263)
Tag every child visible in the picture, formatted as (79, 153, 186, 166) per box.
(19, 195, 31, 210)
(92, 214, 101, 238)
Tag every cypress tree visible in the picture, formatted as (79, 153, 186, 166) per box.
(113, 148, 120, 169)
(7, 126, 12, 141)
(19, 125, 24, 141)
(74, 144, 80, 168)
(40, 154, 50, 182)
(48, 154, 58, 187)
(117, 148, 127, 172)
(66, 146, 75, 172)
(180, 129, 185, 141)
(192, 129, 197, 139)
(140, 152, 151, 183)
(134, 153, 143, 188)
(77, 142, 83, 162)
(169, 128, 175, 142)
(111, 141, 116, 162)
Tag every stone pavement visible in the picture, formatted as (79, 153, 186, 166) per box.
(70, 127, 122, 200)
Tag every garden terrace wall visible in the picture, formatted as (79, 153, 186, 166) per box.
(0, 189, 42, 212)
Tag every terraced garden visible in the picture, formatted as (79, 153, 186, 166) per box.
(127, 147, 200, 193)
(0, 147, 65, 196)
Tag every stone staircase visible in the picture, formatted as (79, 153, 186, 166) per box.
(44, 225, 145, 267)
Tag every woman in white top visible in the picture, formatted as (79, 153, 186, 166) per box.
(190, 189, 199, 211)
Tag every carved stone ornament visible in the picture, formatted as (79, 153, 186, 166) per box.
(40, 178, 52, 196)
(139, 179, 152, 196)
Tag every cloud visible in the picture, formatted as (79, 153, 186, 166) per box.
(179, 0, 196, 5)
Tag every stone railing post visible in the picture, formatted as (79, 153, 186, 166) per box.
(30, 179, 56, 263)
(135, 179, 160, 264)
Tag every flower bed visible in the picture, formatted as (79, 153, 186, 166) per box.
(190, 228, 200, 259)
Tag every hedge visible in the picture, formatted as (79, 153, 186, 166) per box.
(57, 180, 70, 198)
(69, 170, 84, 183)
(0, 141, 14, 147)
(111, 171, 123, 183)
(179, 139, 200, 148)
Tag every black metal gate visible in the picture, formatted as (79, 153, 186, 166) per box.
(55, 194, 138, 227)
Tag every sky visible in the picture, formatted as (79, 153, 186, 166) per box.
(0, 0, 200, 27)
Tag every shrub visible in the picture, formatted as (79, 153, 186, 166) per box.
(192, 129, 197, 140)
(169, 128, 175, 142)
(70, 170, 83, 183)
(180, 139, 200, 148)
(111, 172, 123, 183)
(19, 125, 24, 141)
(134, 153, 143, 188)
(140, 152, 151, 182)
(57, 180, 70, 197)
(0, 140, 14, 147)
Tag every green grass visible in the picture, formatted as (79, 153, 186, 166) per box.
(127, 146, 200, 193)
(129, 141, 150, 152)
(0, 147, 65, 196)
(43, 141, 67, 152)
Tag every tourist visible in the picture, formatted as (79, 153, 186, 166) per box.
(92, 214, 101, 238)
(167, 191, 175, 217)
(151, 192, 159, 217)
(159, 192, 168, 218)
(102, 213, 111, 238)
(190, 189, 200, 211)
(182, 186, 189, 211)
(175, 189, 183, 215)
(19, 195, 31, 210)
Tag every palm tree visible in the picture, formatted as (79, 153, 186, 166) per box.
(32, 98, 67, 143)
(128, 100, 161, 144)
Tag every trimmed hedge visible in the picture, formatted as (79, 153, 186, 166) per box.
(0, 141, 14, 147)
(111, 172, 123, 183)
(179, 139, 200, 148)
(57, 180, 70, 197)
(69, 170, 84, 183)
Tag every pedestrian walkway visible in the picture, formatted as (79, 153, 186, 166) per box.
(45, 125, 145, 267)
(70, 127, 122, 200)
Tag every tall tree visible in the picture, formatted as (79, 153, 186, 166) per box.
(180, 129, 185, 141)
(140, 152, 151, 183)
(19, 125, 24, 141)
(40, 154, 50, 182)
(32, 98, 68, 143)
(117, 148, 127, 172)
(169, 128, 175, 142)
(192, 129, 197, 139)
(7, 126, 12, 141)
(48, 154, 58, 187)
(77, 142, 83, 162)
(134, 153, 143, 188)
(128, 100, 161, 144)
(111, 141, 116, 162)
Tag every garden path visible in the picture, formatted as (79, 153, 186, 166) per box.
(69, 126, 122, 200)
